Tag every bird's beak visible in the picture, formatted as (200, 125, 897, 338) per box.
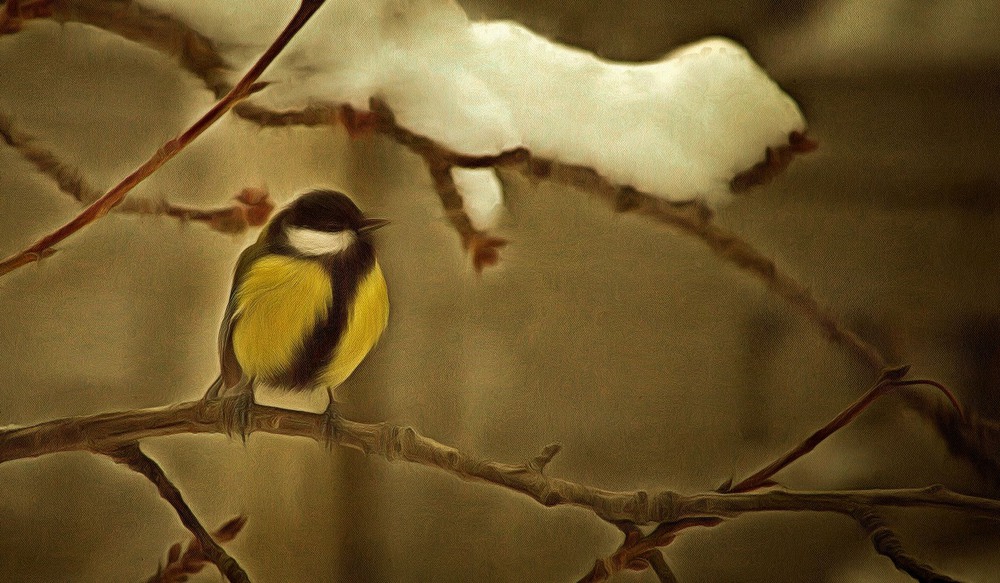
(358, 217, 391, 233)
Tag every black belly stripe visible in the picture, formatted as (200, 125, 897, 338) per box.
(278, 241, 376, 391)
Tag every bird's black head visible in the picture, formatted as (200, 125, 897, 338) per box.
(285, 189, 367, 232)
(271, 189, 389, 257)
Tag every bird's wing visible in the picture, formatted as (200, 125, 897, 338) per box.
(214, 243, 267, 393)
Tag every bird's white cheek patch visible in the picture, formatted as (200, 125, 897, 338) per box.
(286, 227, 356, 255)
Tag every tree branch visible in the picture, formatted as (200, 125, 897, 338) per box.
(850, 507, 961, 583)
(0, 113, 274, 233)
(44, 0, 231, 96)
(577, 518, 718, 582)
(2, 399, 1000, 526)
(105, 442, 249, 583)
(725, 368, 963, 494)
(146, 516, 247, 583)
(0, 0, 326, 277)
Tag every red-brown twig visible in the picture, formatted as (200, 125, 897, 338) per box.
(0, 0, 325, 278)
(364, 99, 523, 272)
(146, 516, 247, 583)
(724, 367, 964, 494)
(0, 114, 274, 232)
(107, 442, 249, 583)
(577, 518, 719, 582)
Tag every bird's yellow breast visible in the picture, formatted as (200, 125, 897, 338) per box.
(319, 261, 389, 388)
(229, 254, 389, 390)
(231, 255, 332, 382)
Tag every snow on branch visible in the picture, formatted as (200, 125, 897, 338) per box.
(45, 0, 810, 218)
(206, 0, 806, 208)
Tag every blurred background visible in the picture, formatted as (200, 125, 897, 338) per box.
(1, 0, 998, 581)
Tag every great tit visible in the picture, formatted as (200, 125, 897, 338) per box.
(205, 189, 390, 437)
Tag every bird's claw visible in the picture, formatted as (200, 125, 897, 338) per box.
(220, 390, 255, 443)
(322, 387, 341, 450)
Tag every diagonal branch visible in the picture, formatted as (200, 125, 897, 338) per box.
(514, 153, 1000, 485)
(0, 114, 274, 233)
(725, 368, 963, 494)
(0, 0, 326, 278)
(146, 516, 248, 583)
(105, 442, 249, 583)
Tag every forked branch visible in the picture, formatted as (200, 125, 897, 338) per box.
(0, 0, 326, 277)
(2, 398, 999, 526)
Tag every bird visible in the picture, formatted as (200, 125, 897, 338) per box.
(204, 189, 390, 440)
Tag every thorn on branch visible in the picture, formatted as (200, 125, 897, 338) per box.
(880, 364, 912, 381)
(730, 130, 818, 193)
(247, 81, 270, 95)
(527, 443, 562, 473)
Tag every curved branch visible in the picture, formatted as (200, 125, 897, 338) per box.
(726, 371, 963, 494)
(2, 399, 1000, 526)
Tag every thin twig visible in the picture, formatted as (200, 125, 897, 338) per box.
(577, 518, 719, 582)
(366, 99, 520, 271)
(726, 370, 964, 494)
(851, 507, 961, 583)
(146, 516, 247, 583)
(45, 0, 231, 96)
(0, 0, 326, 277)
(0, 114, 274, 233)
(106, 442, 250, 583)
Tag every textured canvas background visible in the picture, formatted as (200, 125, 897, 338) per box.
(1, 1, 998, 581)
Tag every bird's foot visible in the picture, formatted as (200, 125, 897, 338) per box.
(220, 390, 255, 443)
(322, 387, 341, 450)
